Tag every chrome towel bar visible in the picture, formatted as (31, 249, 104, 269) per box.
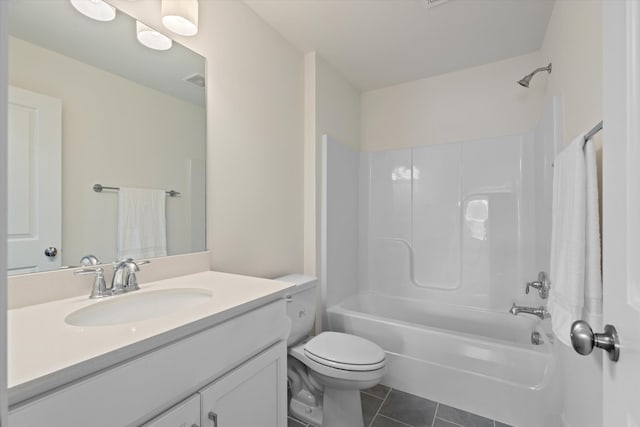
(92, 184, 180, 197)
(583, 120, 603, 146)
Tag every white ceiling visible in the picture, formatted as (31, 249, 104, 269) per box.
(244, 0, 555, 91)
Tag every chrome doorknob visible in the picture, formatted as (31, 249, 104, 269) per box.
(570, 320, 620, 362)
(44, 246, 58, 258)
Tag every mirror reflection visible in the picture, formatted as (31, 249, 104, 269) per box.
(7, 0, 207, 275)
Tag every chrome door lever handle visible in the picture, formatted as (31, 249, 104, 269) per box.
(570, 320, 620, 362)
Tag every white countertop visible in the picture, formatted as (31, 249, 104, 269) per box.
(8, 271, 293, 405)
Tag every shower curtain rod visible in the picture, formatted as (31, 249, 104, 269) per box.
(583, 120, 603, 146)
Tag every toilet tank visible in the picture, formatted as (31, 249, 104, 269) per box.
(275, 274, 317, 346)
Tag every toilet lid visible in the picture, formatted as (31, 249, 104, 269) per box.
(303, 332, 386, 371)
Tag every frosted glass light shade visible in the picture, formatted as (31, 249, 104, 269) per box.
(161, 0, 198, 36)
(136, 21, 173, 51)
(69, 0, 116, 22)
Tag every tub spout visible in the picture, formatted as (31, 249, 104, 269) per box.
(509, 303, 549, 320)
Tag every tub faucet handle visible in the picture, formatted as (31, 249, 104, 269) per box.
(525, 271, 551, 299)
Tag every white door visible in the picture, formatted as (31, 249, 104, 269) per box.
(602, 1, 640, 426)
(7, 86, 62, 274)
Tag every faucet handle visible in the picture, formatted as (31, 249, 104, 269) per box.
(525, 271, 551, 299)
(113, 258, 150, 268)
(122, 259, 150, 291)
(75, 267, 109, 299)
(124, 259, 150, 273)
(111, 258, 150, 293)
(75, 267, 102, 276)
(79, 254, 100, 266)
(113, 257, 132, 268)
(129, 259, 151, 273)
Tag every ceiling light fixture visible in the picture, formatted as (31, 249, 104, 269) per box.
(161, 0, 199, 36)
(136, 21, 173, 51)
(69, 0, 116, 22)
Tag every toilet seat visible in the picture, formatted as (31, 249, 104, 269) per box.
(303, 332, 386, 372)
(289, 344, 386, 385)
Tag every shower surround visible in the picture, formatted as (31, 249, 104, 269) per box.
(362, 134, 531, 309)
(321, 99, 562, 426)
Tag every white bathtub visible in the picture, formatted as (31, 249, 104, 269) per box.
(327, 292, 561, 427)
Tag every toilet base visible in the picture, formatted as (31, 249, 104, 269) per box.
(290, 393, 323, 426)
(322, 387, 364, 427)
(289, 387, 364, 427)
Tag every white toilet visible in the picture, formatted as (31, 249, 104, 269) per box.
(277, 275, 386, 427)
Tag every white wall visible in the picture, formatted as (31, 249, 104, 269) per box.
(361, 51, 545, 152)
(304, 54, 317, 277)
(0, 2, 8, 424)
(315, 56, 360, 152)
(9, 37, 206, 266)
(539, 2, 603, 427)
(109, 0, 305, 278)
(321, 136, 359, 328)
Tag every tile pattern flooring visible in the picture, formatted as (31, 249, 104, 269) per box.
(288, 384, 515, 427)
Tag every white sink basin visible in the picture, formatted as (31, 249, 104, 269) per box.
(65, 288, 213, 327)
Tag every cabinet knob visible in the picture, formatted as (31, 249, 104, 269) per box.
(208, 411, 218, 427)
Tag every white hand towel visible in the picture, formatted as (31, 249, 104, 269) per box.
(583, 138, 603, 329)
(117, 188, 167, 260)
(547, 135, 602, 347)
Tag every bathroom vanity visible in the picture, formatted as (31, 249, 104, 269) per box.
(7, 269, 293, 427)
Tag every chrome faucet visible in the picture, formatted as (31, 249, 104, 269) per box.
(75, 259, 150, 299)
(509, 303, 549, 320)
(112, 258, 150, 294)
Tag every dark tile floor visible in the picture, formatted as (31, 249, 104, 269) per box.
(288, 384, 515, 427)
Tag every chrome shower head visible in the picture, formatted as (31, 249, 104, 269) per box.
(517, 63, 552, 88)
(517, 75, 532, 88)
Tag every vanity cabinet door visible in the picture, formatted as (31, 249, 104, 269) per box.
(199, 342, 287, 427)
(142, 394, 201, 427)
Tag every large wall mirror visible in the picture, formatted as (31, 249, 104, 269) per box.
(7, 0, 206, 275)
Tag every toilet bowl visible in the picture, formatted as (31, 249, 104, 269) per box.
(276, 275, 387, 427)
